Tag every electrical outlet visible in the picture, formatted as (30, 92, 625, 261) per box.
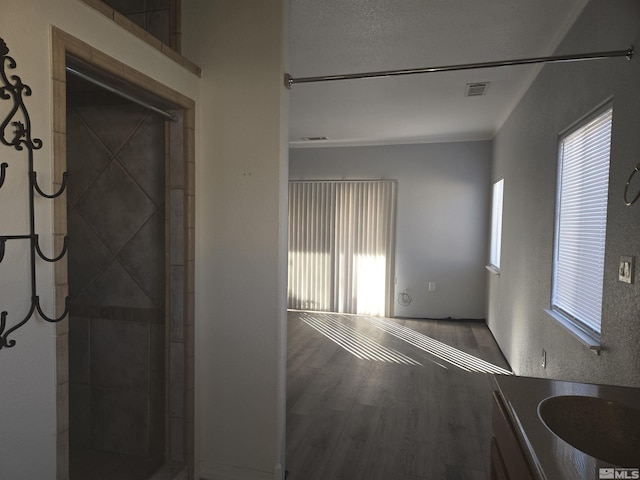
(541, 349, 547, 369)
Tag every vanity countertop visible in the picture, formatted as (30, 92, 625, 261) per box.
(492, 375, 640, 480)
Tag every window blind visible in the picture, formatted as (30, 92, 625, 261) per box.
(552, 107, 612, 336)
(288, 180, 397, 316)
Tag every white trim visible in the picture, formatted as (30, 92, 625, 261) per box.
(544, 309, 601, 354)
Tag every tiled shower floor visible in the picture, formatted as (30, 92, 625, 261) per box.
(70, 447, 161, 480)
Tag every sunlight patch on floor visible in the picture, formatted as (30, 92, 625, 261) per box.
(300, 312, 422, 365)
(359, 315, 513, 375)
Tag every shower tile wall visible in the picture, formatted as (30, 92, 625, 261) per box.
(67, 102, 166, 463)
(101, 0, 172, 45)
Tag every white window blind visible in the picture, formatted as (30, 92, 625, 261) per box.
(552, 107, 612, 336)
(490, 179, 504, 269)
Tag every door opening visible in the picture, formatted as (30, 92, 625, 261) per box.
(66, 69, 167, 479)
(52, 28, 195, 480)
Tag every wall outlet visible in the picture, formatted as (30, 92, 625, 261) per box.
(541, 349, 547, 369)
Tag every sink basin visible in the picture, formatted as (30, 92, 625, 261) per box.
(538, 395, 640, 467)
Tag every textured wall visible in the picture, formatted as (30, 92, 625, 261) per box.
(488, 0, 640, 387)
(290, 141, 492, 320)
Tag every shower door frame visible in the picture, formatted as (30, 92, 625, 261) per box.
(51, 27, 196, 480)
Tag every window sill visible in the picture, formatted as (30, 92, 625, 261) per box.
(485, 265, 500, 275)
(544, 309, 602, 354)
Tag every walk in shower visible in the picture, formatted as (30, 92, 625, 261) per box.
(51, 29, 195, 478)
(66, 71, 167, 479)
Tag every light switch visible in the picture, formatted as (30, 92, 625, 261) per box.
(619, 256, 634, 283)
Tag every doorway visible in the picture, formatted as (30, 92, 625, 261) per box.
(66, 70, 167, 479)
(52, 28, 195, 480)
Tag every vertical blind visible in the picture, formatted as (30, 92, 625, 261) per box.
(552, 107, 612, 336)
(288, 180, 397, 316)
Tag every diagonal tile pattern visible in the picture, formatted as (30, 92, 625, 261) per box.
(67, 99, 167, 468)
(66, 109, 112, 208)
(74, 103, 149, 156)
(67, 209, 113, 298)
(68, 102, 165, 309)
(79, 261, 154, 308)
(76, 161, 157, 255)
(117, 209, 166, 307)
(118, 115, 166, 206)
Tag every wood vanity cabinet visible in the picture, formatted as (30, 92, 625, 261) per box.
(490, 390, 535, 480)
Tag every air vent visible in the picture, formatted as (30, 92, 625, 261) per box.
(465, 82, 490, 97)
(300, 136, 328, 141)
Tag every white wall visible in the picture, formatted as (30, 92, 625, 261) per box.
(183, 1, 289, 479)
(488, 0, 640, 387)
(290, 141, 492, 320)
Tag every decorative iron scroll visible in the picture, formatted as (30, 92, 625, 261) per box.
(0, 36, 69, 350)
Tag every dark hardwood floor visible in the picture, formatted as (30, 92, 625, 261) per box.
(285, 311, 512, 480)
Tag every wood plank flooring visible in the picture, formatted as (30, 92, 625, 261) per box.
(286, 311, 512, 480)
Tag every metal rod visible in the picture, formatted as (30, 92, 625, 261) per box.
(66, 66, 180, 122)
(285, 46, 633, 87)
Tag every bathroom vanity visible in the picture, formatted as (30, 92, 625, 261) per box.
(490, 375, 640, 480)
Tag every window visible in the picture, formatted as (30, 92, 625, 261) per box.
(489, 178, 504, 270)
(551, 106, 612, 339)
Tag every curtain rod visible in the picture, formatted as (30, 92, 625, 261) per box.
(66, 66, 180, 122)
(285, 46, 633, 88)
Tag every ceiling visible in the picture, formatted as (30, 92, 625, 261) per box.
(288, 0, 588, 148)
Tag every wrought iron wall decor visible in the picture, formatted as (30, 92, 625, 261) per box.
(0, 36, 68, 350)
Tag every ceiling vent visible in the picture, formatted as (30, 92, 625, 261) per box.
(465, 82, 490, 97)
